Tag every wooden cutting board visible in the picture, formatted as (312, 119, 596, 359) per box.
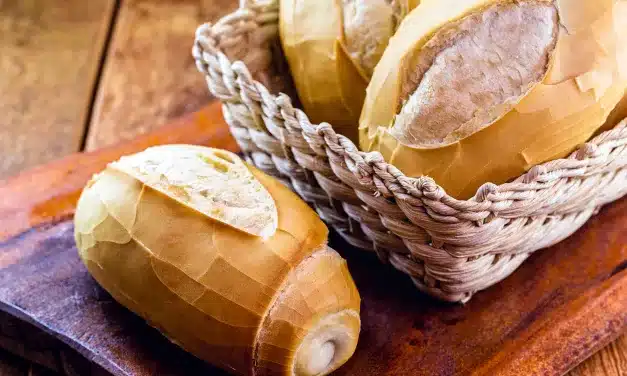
(1, 102, 626, 376)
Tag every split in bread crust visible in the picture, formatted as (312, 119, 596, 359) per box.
(393, 1, 559, 148)
(279, 0, 419, 142)
(342, 0, 405, 77)
(358, 0, 627, 199)
(109, 145, 278, 238)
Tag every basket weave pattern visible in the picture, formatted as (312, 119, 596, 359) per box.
(193, 1, 627, 303)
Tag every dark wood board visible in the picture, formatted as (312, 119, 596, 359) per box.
(569, 334, 627, 376)
(0, 102, 626, 376)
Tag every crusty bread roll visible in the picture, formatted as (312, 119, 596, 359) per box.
(602, 91, 627, 132)
(359, 0, 627, 199)
(74, 145, 360, 376)
(279, 0, 420, 142)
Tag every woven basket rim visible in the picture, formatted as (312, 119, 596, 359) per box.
(192, 2, 627, 220)
(192, 1, 627, 302)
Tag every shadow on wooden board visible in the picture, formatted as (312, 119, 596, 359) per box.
(0, 102, 626, 376)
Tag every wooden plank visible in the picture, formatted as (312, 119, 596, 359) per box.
(0, 101, 235, 240)
(0, 0, 116, 179)
(569, 334, 627, 376)
(0, 310, 110, 376)
(3, 330, 620, 376)
(0, 349, 28, 376)
(0, 347, 53, 376)
(85, 0, 237, 150)
(0, 104, 625, 376)
(0, 353, 55, 376)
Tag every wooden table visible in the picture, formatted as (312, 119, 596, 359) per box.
(0, 1, 625, 375)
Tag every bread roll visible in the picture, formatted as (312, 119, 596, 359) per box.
(359, 0, 627, 199)
(602, 91, 627, 132)
(279, 0, 420, 142)
(74, 145, 361, 376)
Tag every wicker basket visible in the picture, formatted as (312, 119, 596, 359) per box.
(193, 1, 627, 303)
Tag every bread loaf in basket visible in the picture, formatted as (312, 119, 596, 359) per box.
(193, 0, 627, 303)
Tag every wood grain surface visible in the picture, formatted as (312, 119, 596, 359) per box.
(0, 309, 111, 376)
(0, 102, 236, 240)
(0, 347, 55, 376)
(569, 335, 627, 376)
(0, 349, 29, 376)
(0, 104, 626, 376)
(0, 0, 115, 179)
(85, 0, 237, 150)
(0, 350, 55, 376)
